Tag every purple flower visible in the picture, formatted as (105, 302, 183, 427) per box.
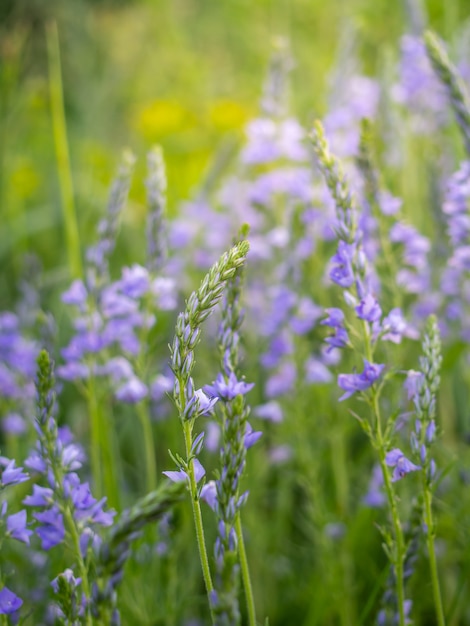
(23, 484, 54, 507)
(34, 506, 65, 550)
(51, 569, 82, 594)
(119, 264, 150, 298)
(305, 357, 333, 384)
(385, 448, 421, 482)
(355, 294, 382, 322)
(330, 241, 355, 288)
(404, 370, 424, 400)
(61, 280, 88, 307)
(363, 464, 385, 508)
(265, 361, 296, 398)
(325, 327, 349, 351)
(115, 377, 148, 403)
(321, 308, 344, 328)
(61, 442, 86, 472)
(0, 458, 29, 487)
(381, 308, 419, 344)
(2, 412, 27, 435)
(200, 480, 218, 511)
(290, 298, 323, 334)
(244, 423, 262, 449)
(163, 458, 206, 484)
(100, 357, 134, 382)
(0, 586, 23, 614)
(6, 509, 33, 544)
(253, 401, 283, 423)
(150, 373, 174, 401)
(101, 287, 138, 318)
(56, 362, 90, 381)
(337, 360, 385, 401)
(24, 449, 47, 474)
(426, 420, 436, 443)
(379, 191, 402, 216)
(204, 372, 254, 401)
(194, 389, 218, 415)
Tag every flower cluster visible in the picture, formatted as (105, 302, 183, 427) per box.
(0, 457, 30, 615)
(23, 350, 115, 620)
(59, 265, 176, 402)
(392, 34, 448, 133)
(440, 161, 470, 340)
(0, 311, 39, 435)
(201, 258, 260, 624)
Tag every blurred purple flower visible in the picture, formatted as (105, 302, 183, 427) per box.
(356, 294, 382, 322)
(119, 264, 150, 298)
(61, 280, 88, 307)
(2, 412, 27, 435)
(253, 401, 283, 423)
(115, 377, 148, 403)
(330, 241, 355, 288)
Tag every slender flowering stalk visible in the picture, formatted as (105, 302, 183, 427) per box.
(25, 350, 115, 625)
(169, 240, 250, 622)
(409, 316, 445, 626)
(311, 121, 409, 626)
(204, 235, 258, 626)
(260, 37, 293, 118)
(0, 458, 30, 618)
(146, 146, 167, 272)
(310, 120, 357, 244)
(424, 30, 470, 156)
(86, 150, 136, 294)
(31, 350, 92, 623)
(61, 152, 136, 507)
(355, 120, 402, 308)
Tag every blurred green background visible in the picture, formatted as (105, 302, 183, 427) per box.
(1, 0, 469, 299)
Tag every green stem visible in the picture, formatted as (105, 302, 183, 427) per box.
(423, 482, 446, 626)
(362, 320, 405, 626)
(86, 378, 120, 510)
(86, 379, 102, 499)
(46, 20, 82, 280)
(136, 401, 157, 493)
(373, 393, 406, 626)
(235, 513, 257, 626)
(63, 507, 92, 626)
(183, 419, 215, 623)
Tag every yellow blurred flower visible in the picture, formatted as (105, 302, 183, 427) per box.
(208, 100, 250, 132)
(133, 100, 193, 139)
(10, 161, 40, 201)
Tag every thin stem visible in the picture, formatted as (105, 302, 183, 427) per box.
(63, 507, 92, 626)
(362, 320, 405, 626)
(423, 482, 446, 626)
(373, 393, 406, 626)
(235, 513, 257, 626)
(46, 20, 82, 280)
(183, 419, 215, 623)
(86, 378, 120, 510)
(136, 401, 157, 493)
(86, 378, 103, 499)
